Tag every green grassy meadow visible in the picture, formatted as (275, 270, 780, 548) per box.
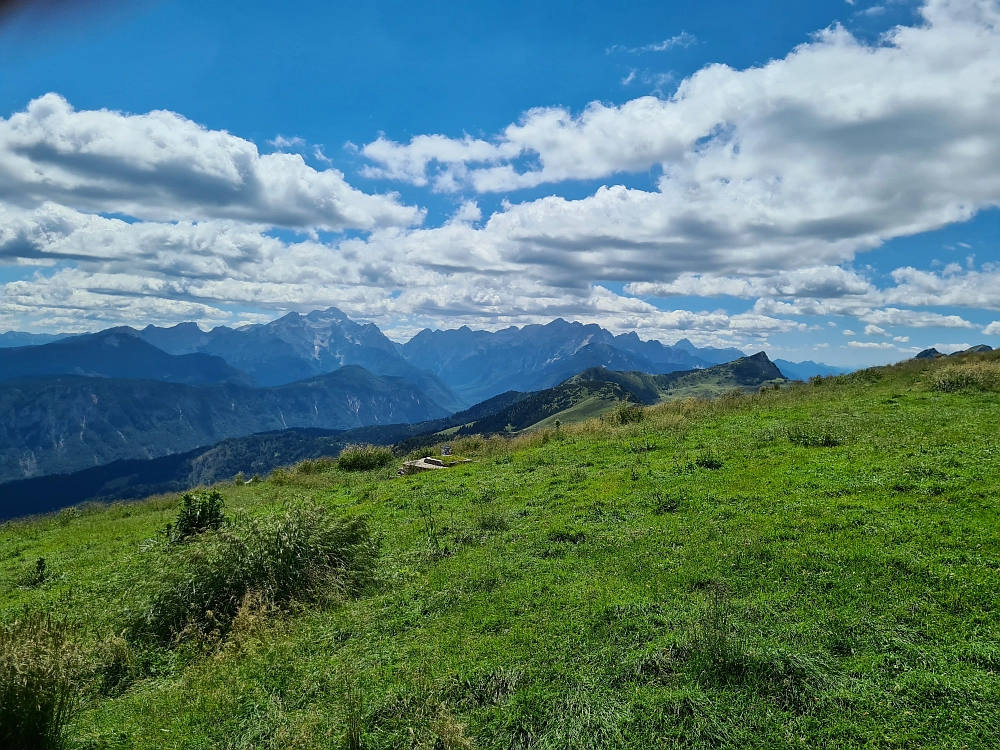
(2, 354, 999, 749)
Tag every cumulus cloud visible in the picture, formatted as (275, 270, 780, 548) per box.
(362, 0, 1000, 279)
(882, 265, 1000, 310)
(0, 202, 791, 344)
(0, 94, 422, 231)
(626, 266, 873, 299)
(984, 321, 1000, 335)
(860, 307, 975, 328)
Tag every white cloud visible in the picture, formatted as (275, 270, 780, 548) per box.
(843, 329, 857, 336)
(752, 297, 977, 330)
(931, 342, 973, 353)
(360, 0, 1000, 281)
(984, 321, 1000, 335)
(0, 94, 422, 231)
(607, 33, 698, 54)
(883, 266, 1000, 310)
(894, 335, 910, 342)
(864, 324, 888, 335)
(627, 266, 873, 299)
(268, 135, 306, 149)
(449, 200, 482, 224)
(860, 307, 975, 328)
(0, 202, 794, 344)
(848, 340, 896, 348)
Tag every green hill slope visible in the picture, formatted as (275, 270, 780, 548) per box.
(2, 351, 999, 749)
(461, 352, 784, 434)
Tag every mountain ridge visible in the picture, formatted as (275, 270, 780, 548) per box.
(397, 318, 741, 403)
(0, 328, 256, 387)
(137, 308, 467, 412)
(0, 365, 450, 484)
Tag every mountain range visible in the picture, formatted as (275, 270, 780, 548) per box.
(772, 359, 850, 382)
(0, 331, 71, 348)
(0, 307, 847, 492)
(0, 353, 784, 518)
(0, 329, 255, 386)
(398, 320, 745, 403)
(0, 366, 448, 484)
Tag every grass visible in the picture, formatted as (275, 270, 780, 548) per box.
(338, 444, 396, 472)
(0, 611, 80, 750)
(1, 352, 999, 748)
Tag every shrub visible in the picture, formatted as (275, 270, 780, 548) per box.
(0, 612, 80, 750)
(604, 399, 645, 426)
(166, 490, 226, 543)
(134, 504, 376, 642)
(21, 558, 47, 588)
(269, 468, 293, 485)
(338, 444, 395, 472)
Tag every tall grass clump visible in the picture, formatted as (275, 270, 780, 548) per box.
(604, 399, 645, 426)
(133, 504, 376, 643)
(166, 490, 226, 542)
(338, 444, 395, 472)
(787, 425, 842, 448)
(293, 456, 337, 475)
(931, 360, 1000, 393)
(0, 612, 80, 750)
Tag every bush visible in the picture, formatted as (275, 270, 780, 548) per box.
(0, 612, 80, 750)
(166, 490, 226, 542)
(338, 444, 395, 472)
(134, 504, 376, 642)
(604, 399, 645, 426)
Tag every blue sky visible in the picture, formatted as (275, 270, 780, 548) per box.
(1, 0, 998, 366)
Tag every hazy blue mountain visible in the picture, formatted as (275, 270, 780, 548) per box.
(0, 328, 255, 386)
(0, 390, 532, 518)
(664, 338, 747, 365)
(0, 331, 74, 348)
(398, 319, 736, 403)
(138, 308, 466, 412)
(773, 359, 851, 381)
(0, 365, 450, 484)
